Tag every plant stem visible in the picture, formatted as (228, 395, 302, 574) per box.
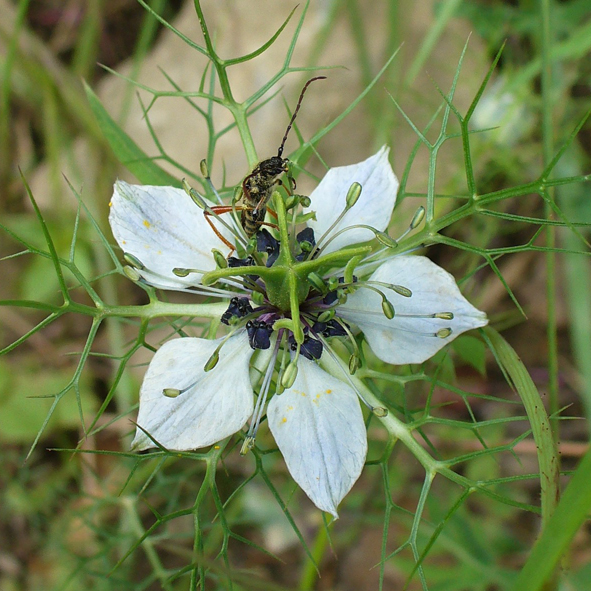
(540, 0, 560, 445)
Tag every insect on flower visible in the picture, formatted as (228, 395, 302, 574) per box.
(203, 76, 326, 248)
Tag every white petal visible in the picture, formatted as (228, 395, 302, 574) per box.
(267, 359, 367, 518)
(109, 181, 232, 289)
(131, 332, 253, 451)
(305, 146, 398, 254)
(340, 256, 488, 364)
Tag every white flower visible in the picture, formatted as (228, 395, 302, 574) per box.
(109, 146, 487, 517)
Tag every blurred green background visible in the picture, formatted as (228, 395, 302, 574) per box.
(1, 0, 591, 589)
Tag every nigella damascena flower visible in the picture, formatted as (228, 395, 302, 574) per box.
(109, 146, 488, 517)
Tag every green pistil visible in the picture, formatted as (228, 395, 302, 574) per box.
(273, 189, 295, 266)
(203, 190, 372, 325)
(344, 254, 363, 284)
(201, 264, 273, 286)
(295, 245, 372, 276)
(288, 271, 304, 344)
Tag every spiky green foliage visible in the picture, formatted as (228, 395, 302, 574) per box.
(1, 1, 591, 590)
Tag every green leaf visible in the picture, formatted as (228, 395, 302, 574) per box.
(483, 327, 560, 529)
(0, 359, 95, 443)
(452, 335, 486, 375)
(84, 81, 180, 187)
(509, 446, 591, 591)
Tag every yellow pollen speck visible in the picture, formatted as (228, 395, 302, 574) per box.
(143, 219, 151, 228)
(287, 405, 294, 411)
(214, 445, 220, 449)
(326, 389, 332, 394)
(108, 201, 112, 207)
(281, 417, 287, 423)
(122, 240, 127, 245)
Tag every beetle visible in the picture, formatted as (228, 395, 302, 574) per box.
(204, 76, 325, 250)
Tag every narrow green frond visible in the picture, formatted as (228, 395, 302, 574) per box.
(465, 41, 506, 123)
(478, 209, 591, 226)
(19, 171, 69, 297)
(136, 94, 202, 183)
(509, 447, 591, 591)
(63, 177, 122, 269)
(136, 0, 208, 56)
(397, 107, 443, 201)
(225, 6, 298, 66)
(0, 312, 61, 356)
(282, 0, 311, 69)
(540, 189, 591, 248)
(159, 66, 209, 119)
(483, 328, 560, 528)
(84, 82, 180, 186)
(438, 35, 471, 139)
(404, 489, 470, 589)
(388, 94, 431, 148)
(294, 49, 400, 155)
(541, 105, 591, 179)
(255, 454, 316, 567)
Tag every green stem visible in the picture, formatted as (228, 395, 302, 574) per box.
(484, 327, 559, 529)
(230, 104, 258, 169)
(298, 523, 329, 591)
(101, 301, 228, 319)
(189, 442, 229, 590)
(274, 189, 293, 260)
(192, 1, 257, 167)
(121, 496, 173, 591)
(320, 353, 471, 490)
(540, 0, 559, 445)
(59, 300, 229, 320)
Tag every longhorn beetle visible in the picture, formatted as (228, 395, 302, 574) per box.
(204, 76, 326, 250)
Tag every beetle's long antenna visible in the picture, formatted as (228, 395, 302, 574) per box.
(277, 76, 326, 158)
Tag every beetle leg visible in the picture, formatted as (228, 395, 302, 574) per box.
(204, 207, 236, 252)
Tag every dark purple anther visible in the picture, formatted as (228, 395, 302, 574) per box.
(221, 297, 254, 325)
(312, 318, 348, 338)
(246, 320, 274, 350)
(256, 228, 280, 267)
(290, 333, 323, 360)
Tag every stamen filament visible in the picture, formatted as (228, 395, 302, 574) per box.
(312, 223, 390, 259)
(352, 284, 395, 318)
(183, 178, 248, 250)
(309, 186, 360, 259)
(366, 280, 412, 298)
(339, 309, 453, 338)
(340, 307, 455, 322)
(134, 265, 245, 299)
(204, 327, 246, 373)
(396, 206, 427, 244)
(318, 337, 387, 416)
(241, 335, 282, 454)
(353, 244, 430, 276)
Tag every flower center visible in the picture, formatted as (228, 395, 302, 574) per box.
(218, 229, 355, 361)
